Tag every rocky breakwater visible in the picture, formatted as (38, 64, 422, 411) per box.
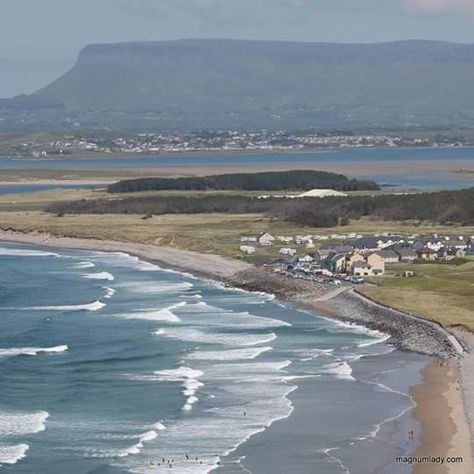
(228, 268, 463, 359)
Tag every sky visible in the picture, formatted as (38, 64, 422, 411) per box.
(1, 0, 474, 97)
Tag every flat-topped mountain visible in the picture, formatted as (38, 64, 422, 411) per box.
(3, 39, 474, 130)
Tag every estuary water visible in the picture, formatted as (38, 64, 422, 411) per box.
(0, 243, 428, 473)
(0, 147, 473, 190)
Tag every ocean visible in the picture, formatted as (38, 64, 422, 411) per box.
(0, 243, 428, 473)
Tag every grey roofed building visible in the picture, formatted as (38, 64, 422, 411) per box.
(320, 244, 354, 253)
(393, 247, 417, 261)
(412, 236, 444, 251)
(318, 245, 354, 259)
(374, 249, 400, 263)
(352, 236, 404, 251)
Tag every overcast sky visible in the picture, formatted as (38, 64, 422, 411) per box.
(1, 0, 474, 97)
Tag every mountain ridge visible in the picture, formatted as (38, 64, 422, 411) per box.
(3, 38, 474, 131)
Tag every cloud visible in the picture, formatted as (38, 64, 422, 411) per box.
(406, 0, 474, 13)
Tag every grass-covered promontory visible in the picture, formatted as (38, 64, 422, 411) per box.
(106, 170, 380, 193)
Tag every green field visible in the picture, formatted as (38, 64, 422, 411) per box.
(361, 260, 474, 331)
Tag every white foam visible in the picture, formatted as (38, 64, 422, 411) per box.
(326, 361, 355, 381)
(154, 367, 203, 380)
(296, 348, 334, 360)
(204, 361, 292, 381)
(0, 444, 29, 466)
(0, 248, 58, 257)
(120, 281, 194, 294)
(122, 357, 295, 474)
(0, 345, 68, 358)
(187, 347, 273, 361)
(83, 271, 114, 281)
(328, 318, 388, 340)
(154, 366, 204, 412)
(177, 301, 291, 329)
(103, 287, 116, 299)
(0, 411, 49, 436)
(73, 261, 95, 269)
(357, 334, 391, 348)
(27, 300, 105, 311)
(117, 302, 185, 323)
(156, 327, 277, 347)
(118, 428, 162, 458)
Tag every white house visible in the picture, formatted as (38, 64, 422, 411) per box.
(257, 233, 275, 246)
(295, 235, 313, 244)
(240, 245, 256, 255)
(279, 247, 297, 256)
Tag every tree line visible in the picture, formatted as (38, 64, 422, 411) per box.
(106, 170, 380, 193)
(46, 188, 474, 227)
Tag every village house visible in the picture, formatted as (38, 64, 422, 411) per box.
(352, 262, 373, 277)
(344, 252, 366, 273)
(413, 237, 444, 252)
(295, 235, 313, 245)
(437, 246, 466, 260)
(279, 247, 297, 257)
(319, 244, 354, 259)
(258, 232, 275, 246)
(323, 253, 348, 274)
(416, 247, 438, 261)
(374, 249, 400, 264)
(390, 245, 417, 262)
(277, 236, 294, 244)
(365, 252, 385, 274)
(352, 236, 405, 252)
(350, 252, 385, 276)
(240, 245, 256, 255)
(240, 236, 258, 242)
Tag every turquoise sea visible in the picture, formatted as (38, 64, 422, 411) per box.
(0, 243, 428, 473)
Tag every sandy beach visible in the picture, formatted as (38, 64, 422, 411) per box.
(412, 359, 472, 474)
(0, 229, 472, 472)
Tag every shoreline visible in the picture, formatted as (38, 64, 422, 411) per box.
(0, 229, 472, 472)
(0, 228, 464, 359)
(3, 144, 474, 161)
(0, 179, 114, 186)
(412, 360, 473, 473)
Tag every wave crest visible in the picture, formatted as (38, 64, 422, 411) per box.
(0, 345, 68, 358)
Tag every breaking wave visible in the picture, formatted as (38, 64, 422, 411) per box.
(0, 248, 58, 257)
(0, 444, 29, 466)
(83, 272, 114, 281)
(27, 300, 105, 312)
(0, 345, 68, 358)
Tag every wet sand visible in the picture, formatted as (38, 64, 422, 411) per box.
(412, 360, 472, 474)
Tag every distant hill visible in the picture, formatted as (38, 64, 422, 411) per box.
(3, 38, 474, 130)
